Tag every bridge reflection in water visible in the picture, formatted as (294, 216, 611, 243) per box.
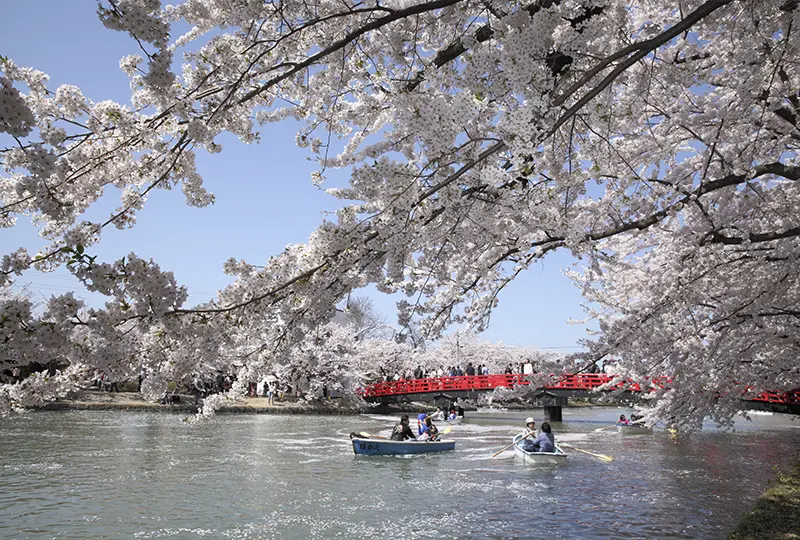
(359, 373, 800, 419)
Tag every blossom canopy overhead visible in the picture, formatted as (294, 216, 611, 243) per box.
(1, 0, 799, 428)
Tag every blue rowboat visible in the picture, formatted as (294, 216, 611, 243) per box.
(351, 437, 456, 455)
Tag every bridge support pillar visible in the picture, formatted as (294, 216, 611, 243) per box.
(534, 391, 568, 422)
(544, 405, 563, 422)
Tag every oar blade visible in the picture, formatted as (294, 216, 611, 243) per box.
(561, 443, 613, 462)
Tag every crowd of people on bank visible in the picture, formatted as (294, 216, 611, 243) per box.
(88, 368, 293, 406)
(380, 361, 544, 382)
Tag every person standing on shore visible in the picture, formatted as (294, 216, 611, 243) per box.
(266, 374, 277, 405)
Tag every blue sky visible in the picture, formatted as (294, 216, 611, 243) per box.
(1, 1, 595, 350)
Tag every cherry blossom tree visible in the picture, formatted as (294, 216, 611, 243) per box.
(2, 0, 799, 428)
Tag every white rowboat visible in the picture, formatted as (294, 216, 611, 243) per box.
(512, 433, 568, 465)
(444, 416, 463, 426)
(617, 424, 653, 435)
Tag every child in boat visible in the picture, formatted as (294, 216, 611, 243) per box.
(390, 414, 417, 441)
(618, 414, 630, 425)
(525, 422, 555, 453)
(448, 409, 457, 420)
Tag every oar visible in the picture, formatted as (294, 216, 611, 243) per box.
(652, 426, 678, 435)
(594, 424, 618, 432)
(357, 431, 387, 439)
(560, 443, 613, 462)
(491, 431, 534, 458)
(429, 426, 452, 441)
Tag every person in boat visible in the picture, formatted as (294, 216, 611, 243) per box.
(447, 409, 457, 420)
(618, 414, 630, 425)
(430, 407, 445, 421)
(390, 414, 418, 441)
(523, 422, 556, 453)
(519, 417, 537, 450)
(417, 410, 428, 435)
(419, 417, 440, 441)
(522, 417, 537, 437)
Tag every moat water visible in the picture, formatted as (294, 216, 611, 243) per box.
(1, 407, 798, 539)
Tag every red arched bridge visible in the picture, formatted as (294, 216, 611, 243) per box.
(358, 373, 800, 419)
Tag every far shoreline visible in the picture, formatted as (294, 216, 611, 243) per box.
(38, 389, 617, 416)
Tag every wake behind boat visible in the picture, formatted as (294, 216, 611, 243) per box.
(351, 436, 456, 456)
(512, 433, 568, 465)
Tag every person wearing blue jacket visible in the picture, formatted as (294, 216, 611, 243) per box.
(417, 411, 428, 435)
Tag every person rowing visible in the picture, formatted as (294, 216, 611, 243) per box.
(521, 417, 537, 438)
(390, 414, 418, 441)
(520, 421, 556, 453)
(430, 407, 445, 421)
(618, 414, 630, 425)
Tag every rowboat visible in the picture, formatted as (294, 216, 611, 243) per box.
(351, 437, 456, 456)
(617, 424, 653, 435)
(512, 433, 568, 465)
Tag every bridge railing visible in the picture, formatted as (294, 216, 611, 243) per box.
(360, 373, 798, 405)
(361, 374, 529, 397)
(748, 390, 800, 404)
(359, 373, 654, 397)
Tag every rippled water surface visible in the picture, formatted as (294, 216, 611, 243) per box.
(1, 407, 798, 539)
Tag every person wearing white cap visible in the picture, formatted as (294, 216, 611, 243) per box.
(520, 417, 537, 442)
(518, 417, 537, 451)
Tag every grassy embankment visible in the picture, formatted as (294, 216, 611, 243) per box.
(728, 462, 800, 540)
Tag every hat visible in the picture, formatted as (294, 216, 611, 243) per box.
(525, 417, 535, 424)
